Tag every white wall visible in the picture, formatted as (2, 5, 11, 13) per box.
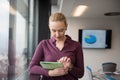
(66, 18, 120, 72)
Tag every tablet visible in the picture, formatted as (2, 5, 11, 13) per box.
(40, 61, 64, 70)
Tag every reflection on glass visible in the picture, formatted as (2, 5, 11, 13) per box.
(0, 0, 9, 53)
(0, 0, 9, 79)
(15, 11, 28, 77)
(0, 0, 29, 80)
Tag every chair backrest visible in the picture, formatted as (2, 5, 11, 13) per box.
(86, 66, 93, 80)
(102, 62, 117, 73)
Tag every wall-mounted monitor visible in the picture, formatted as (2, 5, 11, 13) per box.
(79, 29, 112, 49)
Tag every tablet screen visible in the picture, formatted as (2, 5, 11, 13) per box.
(40, 61, 64, 70)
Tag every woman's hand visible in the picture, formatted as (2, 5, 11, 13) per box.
(58, 57, 73, 71)
(48, 68, 68, 76)
(48, 56, 73, 77)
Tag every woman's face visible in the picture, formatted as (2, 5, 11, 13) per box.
(49, 21, 67, 41)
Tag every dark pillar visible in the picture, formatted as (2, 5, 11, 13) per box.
(38, 0, 51, 42)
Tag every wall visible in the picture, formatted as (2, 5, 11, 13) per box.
(66, 18, 120, 72)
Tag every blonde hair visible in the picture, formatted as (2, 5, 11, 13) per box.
(49, 12, 67, 26)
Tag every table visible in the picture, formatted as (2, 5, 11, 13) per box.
(93, 72, 120, 80)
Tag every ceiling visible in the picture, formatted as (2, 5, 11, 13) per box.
(51, 0, 120, 19)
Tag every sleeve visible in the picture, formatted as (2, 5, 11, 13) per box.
(69, 43, 84, 78)
(29, 40, 49, 76)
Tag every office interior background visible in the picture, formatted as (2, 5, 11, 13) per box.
(0, 0, 120, 80)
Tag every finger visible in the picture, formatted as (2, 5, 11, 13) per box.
(58, 57, 64, 62)
(57, 57, 63, 62)
(58, 57, 66, 62)
(66, 57, 70, 62)
(62, 57, 68, 62)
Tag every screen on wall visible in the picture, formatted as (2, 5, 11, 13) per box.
(79, 29, 112, 49)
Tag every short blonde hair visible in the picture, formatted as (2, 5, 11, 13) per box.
(49, 12, 67, 26)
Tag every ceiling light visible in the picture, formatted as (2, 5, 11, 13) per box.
(72, 5, 88, 17)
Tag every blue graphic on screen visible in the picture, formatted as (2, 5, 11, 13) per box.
(82, 30, 107, 48)
(84, 35, 97, 44)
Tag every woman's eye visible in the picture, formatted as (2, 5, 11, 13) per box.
(59, 29, 64, 32)
(52, 30, 56, 32)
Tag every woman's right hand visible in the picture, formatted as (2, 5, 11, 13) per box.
(48, 68, 68, 77)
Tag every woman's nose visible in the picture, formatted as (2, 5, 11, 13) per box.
(55, 31, 60, 37)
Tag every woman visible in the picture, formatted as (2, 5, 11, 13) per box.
(29, 12, 84, 80)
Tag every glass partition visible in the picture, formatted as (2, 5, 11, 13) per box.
(0, 0, 30, 79)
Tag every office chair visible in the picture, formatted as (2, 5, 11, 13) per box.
(102, 62, 117, 74)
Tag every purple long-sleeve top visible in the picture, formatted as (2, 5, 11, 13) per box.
(29, 36, 84, 80)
